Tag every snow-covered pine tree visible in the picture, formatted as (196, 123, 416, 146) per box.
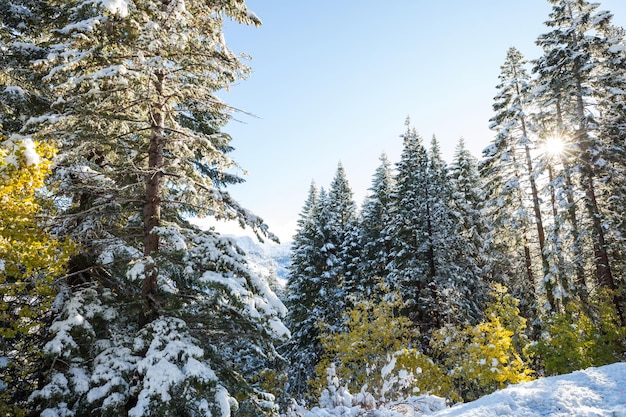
(284, 164, 360, 403)
(427, 136, 484, 326)
(487, 46, 561, 315)
(17, 1, 289, 415)
(594, 24, 626, 317)
(388, 121, 485, 339)
(533, 0, 624, 324)
(358, 153, 395, 297)
(284, 182, 327, 403)
(327, 163, 360, 315)
(482, 48, 540, 322)
(448, 138, 489, 319)
(386, 119, 434, 332)
(449, 139, 487, 274)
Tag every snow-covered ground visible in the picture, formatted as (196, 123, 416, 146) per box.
(434, 362, 626, 417)
(296, 362, 626, 417)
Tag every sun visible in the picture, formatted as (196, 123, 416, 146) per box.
(544, 136, 566, 157)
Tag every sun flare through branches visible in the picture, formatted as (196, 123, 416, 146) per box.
(543, 135, 566, 158)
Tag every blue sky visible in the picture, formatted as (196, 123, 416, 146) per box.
(210, 1, 626, 242)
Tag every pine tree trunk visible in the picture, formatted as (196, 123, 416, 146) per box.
(555, 100, 587, 300)
(142, 69, 166, 325)
(547, 164, 568, 306)
(510, 144, 537, 316)
(520, 118, 554, 311)
(579, 148, 625, 324)
(562, 159, 587, 298)
(573, 73, 624, 324)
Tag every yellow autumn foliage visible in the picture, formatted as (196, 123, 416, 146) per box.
(0, 134, 76, 414)
(431, 283, 534, 401)
(383, 347, 459, 403)
(530, 290, 626, 376)
(311, 295, 412, 400)
(310, 289, 459, 404)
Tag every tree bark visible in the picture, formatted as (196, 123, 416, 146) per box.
(573, 72, 624, 324)
(141, 69, 166, 325)
(521, 115, 554, 311)
(555, 100, 588, 301)
(510, 141, 537, 317)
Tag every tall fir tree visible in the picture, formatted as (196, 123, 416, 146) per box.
(386, 119, 435, 331)
(594, 24, 626, 315)
(327, 163, 360, 313)
(482, 48, 540, 323)
(427, 136, 484, 326)
(448, 138, 489, 319)
(13, 1, 290, 415)
(358, 153, 395, 297)
(488, 46, 558, 315)
(533, 0, 624, 323)
(283, 182, 328, 403)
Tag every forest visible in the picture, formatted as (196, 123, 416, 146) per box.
(1, 0, 626, 416)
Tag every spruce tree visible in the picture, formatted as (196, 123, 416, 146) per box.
(595, 24, 626, 316)
(533, 0, 624, 323)
(284, 182, 327, 403)
(358, 153, 395, 296)
(326, 163, 360, 314)
(15, 1, 289, 415)
(427, 136, 484, 326)
(449, 138, 489, 318)
(386, 119, 434, 331)
(489, 46, 558, 314)
(483, 48, 540, 322)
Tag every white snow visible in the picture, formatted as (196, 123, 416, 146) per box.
(3, 85, 26, 97)
(97, 0, 129, 18)
(20, 137, 39, 165)
(129, 317, 223, 417)
(125, 258, 147, 281)
(152, 225, 187, 251)
(294, 363, 626, 417)
(430, 363, 626, 417)
(1, 134, 40, 166)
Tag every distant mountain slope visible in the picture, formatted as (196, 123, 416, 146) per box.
(231, 235, 292, 292)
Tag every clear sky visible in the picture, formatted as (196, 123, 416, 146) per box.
(207, 0, 626, 243)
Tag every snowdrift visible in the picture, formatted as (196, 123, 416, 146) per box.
(297, 362, 626, 416)
(432, 362, 626, 417)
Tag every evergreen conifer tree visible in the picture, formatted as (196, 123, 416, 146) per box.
(14, 1, 289, 415)
(358, 153, 395, 297)
(284, 182, 327, 403)
(326, 163, 360, 313)
(387, 121, 482, 333)
(533, 0, 624, 323)
(386, 119, 434, 331)
(427, 136, 484, 326)
(594, 24, 626, 315)
(492, 48, 555, 311)
(482, 48, 540, 322)
(448, 138, 489, 320)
